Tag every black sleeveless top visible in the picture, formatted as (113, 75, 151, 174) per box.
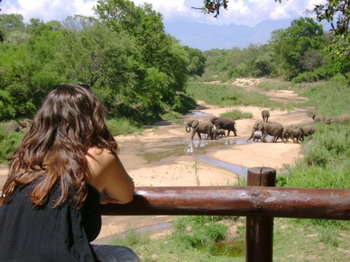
(0, 181, 101, 262)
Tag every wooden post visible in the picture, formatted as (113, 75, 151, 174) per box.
(246, 167, 276, 262)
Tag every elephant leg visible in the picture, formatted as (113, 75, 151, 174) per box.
(198, 132, 202, 139)
(233, 129, 237, 136)
(191, 131, 196, 140)
(262, 132, 268, 142)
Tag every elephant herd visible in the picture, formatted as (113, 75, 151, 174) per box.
(247, 120, 316, 143)
(312, 113, 350, 125)
(185, 109, 317, 143)
(185, 117, 237, 140)
(185, 109, 350, 143)
(247, 109, 316, 143)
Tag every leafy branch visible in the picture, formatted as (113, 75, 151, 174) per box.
(193, 0, 283, 18)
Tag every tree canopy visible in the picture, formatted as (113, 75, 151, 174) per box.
(200, 0, 350, 82)
(0, 0, 198, 122)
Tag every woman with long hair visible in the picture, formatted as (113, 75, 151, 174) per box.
(0, 84, 141, 261)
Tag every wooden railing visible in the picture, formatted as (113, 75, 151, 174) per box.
(100, 167, 350, 262)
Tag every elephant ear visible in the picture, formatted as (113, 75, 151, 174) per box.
(192, 120, 199, 128)
(209, 117, 216, 124)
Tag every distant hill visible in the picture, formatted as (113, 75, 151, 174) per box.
(164, 19, 330, 51)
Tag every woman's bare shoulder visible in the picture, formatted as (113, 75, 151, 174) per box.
(87, 147, 116, 163)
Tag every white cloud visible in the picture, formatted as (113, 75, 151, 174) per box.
(2, 0, 96, 22)
(270, 5, 291, 20)
(1, 0, 328, 25)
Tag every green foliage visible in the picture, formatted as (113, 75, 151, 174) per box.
(0, 123, 23, 163)
(219, 109, 253, 120)
(172, 216, 228, 252)
(183, 46, 206, 77)
(202, 45, 274, 80)
(270, 17, 326, 79)
(186, 82, 291, 110)
(0, 90, 16, 120)
(297, 79, 350, 116)
(281, 123, 350, 228)
(110, 229, 150, 247)
(313, 1, 350, 82)
(0, 2, 192, 123)
(106, 116, 142, 136)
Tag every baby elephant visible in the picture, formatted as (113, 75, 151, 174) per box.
(291, 128, 304, 143)
(252, 130, 263, 142)
(213, 129, 226, 139)
(247, 130, 263, 142)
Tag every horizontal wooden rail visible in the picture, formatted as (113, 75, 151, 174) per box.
(100, 186, 350, 220)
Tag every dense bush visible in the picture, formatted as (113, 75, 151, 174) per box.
(0, 123, 23, 163)
(0, 3, 197, 123)
(172, 216, 228, 253)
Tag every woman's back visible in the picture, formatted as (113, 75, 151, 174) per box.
(0, 84, 140, 262)
(0, 180, 101, 262)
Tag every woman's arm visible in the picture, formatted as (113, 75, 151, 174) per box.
(86, 147, 135, 204)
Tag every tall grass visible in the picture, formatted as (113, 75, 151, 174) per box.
(186, 82, 291, 110)
(220, 109, 253, 120)
(296, 80, 350, 116)
(106, 116, 143, 136)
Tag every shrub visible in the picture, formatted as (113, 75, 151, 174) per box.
(106, 117, 142, 136)
(172, 216, 228, 250)
(0, 123, 23, 163)
(220, 109, 253, 120)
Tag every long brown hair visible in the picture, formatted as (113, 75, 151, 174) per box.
(0, 84, 118, 208)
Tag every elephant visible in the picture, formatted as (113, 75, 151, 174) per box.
(288, 125, 315, 142)
(324, 114, 350, 124)
(261, 109, 270, 122)
(209, 117, 237, 137)
(247, 120, 284, 143)
(324, 117, 336, 124)
(336, 113, 350, 123)
(300, 125, 315, 138)
(282, 127, 293, 143)
(252, 130, 263, 142)
(212, 128, 226, 139)
(312, 114, 325, 122)
(290, 128, 304, 143)
(185, 119, 214, 140)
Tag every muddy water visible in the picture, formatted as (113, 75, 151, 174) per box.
(119, 137, 249, 178)
(118, 110, 276, 180)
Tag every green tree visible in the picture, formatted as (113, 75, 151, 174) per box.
(183, 46, 206, 77)
(270, 17, 326, 79)
(0, 14, 28, 44)
(201, 0, 350, 81)
(94, 0, 189, 120)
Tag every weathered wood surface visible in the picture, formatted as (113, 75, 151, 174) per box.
(100, 185, 350, 220)
(246, 167, 275, 262)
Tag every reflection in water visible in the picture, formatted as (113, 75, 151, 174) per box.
(197, 155, 248, 179)
(184, 140, 249, 178)
(184, 138, 249, 153)
(184, 140, 209, 153)
(190, 111, 211, 117)
(126, 136, 251, 178)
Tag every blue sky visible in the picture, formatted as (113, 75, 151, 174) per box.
(1, 0, 326, 26)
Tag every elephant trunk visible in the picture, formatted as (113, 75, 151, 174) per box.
(185, 125, 191, 133)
